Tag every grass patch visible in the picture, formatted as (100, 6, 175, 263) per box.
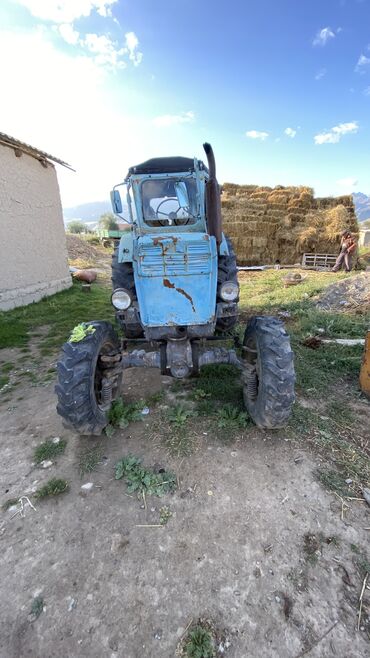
(196, 364, 243, 408)
(184, 625, 215, 658)
(34, 478, 69, 498)
(1, 362, 14, 373)
(78, 446, 103, 476)
(162, 426, 196, 457)
(0, 375, 10, 389)
(115, 455, 177, 497)
(315, 469, 350, 496)
(0, 280, 114, 352)
(34, 438, 67, 464)
(30, 596, 44, 619)
(2, 497, 19, 511)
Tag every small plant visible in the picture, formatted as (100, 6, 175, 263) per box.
(34, 438, 67, 464)
(69, 323, 95, 343)
(184, 625, 215, 658)
(191, 388, 211, 401)
(108, 399, 145, 429)
(34, 478, 69, 498)
(217, 404, 249, 429)
(78, 446, 103, 476)
(159, 506, 172, 525)
(303, 533, 323, 565)
(115, 455, 177, 497)
(146, 390, 165, 406)
(30, 596, 44, 620)
(2, 497, 19, 511)
(167, 404, 194, 427)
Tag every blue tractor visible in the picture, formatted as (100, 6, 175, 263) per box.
(56, 144, 295, 434)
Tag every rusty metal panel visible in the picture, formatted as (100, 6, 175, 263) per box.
(133, 233, 217, 326)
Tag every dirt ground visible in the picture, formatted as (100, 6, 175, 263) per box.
(0, 355, 369, 658)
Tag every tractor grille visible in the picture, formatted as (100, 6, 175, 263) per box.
(137, 242, 212, 276)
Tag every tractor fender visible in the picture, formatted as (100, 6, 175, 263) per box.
(118, 231, 134, 263)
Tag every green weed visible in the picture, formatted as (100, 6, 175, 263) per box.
(184, 625, 215, 658)
(0, 375, 9, 389)
(159, 506, 172, 525)
(34, 478, 69, 498)
(2, 497, 19, 511)
(115, 455, 177, 496)
(167, 404, 194, 426)
(217, 404, 249, 430)
(30, 596, 44, 619)
(108, 399, 145, 429)
(34, 438, 67, 464)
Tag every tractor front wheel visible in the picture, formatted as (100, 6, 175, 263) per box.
(242, 316, 295, 428)
(55, 321, 122, 435)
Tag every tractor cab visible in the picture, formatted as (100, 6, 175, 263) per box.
(109, 146, 238, 341)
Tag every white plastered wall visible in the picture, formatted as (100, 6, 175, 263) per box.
(0, 144, 71, 310)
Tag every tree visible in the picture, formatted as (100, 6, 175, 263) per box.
(67, 220, 86, 234)
(99, 212, 119, 231)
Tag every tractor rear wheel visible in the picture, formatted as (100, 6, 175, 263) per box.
(55, 321, 122, 435)
(111, 245, 143, 339)
(242, 316, 295, 428)
(216, 236, 239, 331)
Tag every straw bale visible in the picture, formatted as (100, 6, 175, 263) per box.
(222, 183, 358, 265)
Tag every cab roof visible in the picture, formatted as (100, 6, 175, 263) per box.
(127, 156, 208, 176)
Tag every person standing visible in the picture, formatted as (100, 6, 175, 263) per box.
(332, 230, 357, 272)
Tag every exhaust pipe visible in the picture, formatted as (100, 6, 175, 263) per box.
(203, 142, 222, 246)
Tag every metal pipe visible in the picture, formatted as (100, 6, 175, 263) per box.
(121, 350, 161, 369)
(203, 142, 222, 246)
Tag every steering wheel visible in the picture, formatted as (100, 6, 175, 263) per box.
(155, 197, 190, 226)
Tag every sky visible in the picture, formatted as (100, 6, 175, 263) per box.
(1, 0, 370, 207)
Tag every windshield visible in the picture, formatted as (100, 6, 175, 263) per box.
(141, 177, 198, 226)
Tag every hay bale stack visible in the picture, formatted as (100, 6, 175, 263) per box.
(222, 184, 358, 265)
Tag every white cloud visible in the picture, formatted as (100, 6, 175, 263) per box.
(245, 130, 269, 141)
(284, 127, 297, 138)
(314, 121, 358, 144)
(59, 23, 80, 45)
(15, 0, 118, 23)
(355, 54, 370, 72)
(336, 177, 358, 192)
(315, 68, 327, 80)
(152, 111, 195, 127)
(83, 33, 126, 68)
(364, 86, 370, 96)
(313, 27, 335, 46)
(124, 31, 143, 66)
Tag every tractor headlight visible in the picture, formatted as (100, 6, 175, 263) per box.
(220, 281, 239, 302)
(111, 288, 132, 311)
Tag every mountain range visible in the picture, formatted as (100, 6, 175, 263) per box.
(63, 201, 111, 224)
(353, 192, 370, 223)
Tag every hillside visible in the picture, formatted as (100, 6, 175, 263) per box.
(353, 192, 370, 222)
(63, 201, 111, 223)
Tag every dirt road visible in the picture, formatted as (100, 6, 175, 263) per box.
(0, 358, 369, 658)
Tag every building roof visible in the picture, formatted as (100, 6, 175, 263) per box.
(127, 156, 208, 176)
(0, 132, 74, 170)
